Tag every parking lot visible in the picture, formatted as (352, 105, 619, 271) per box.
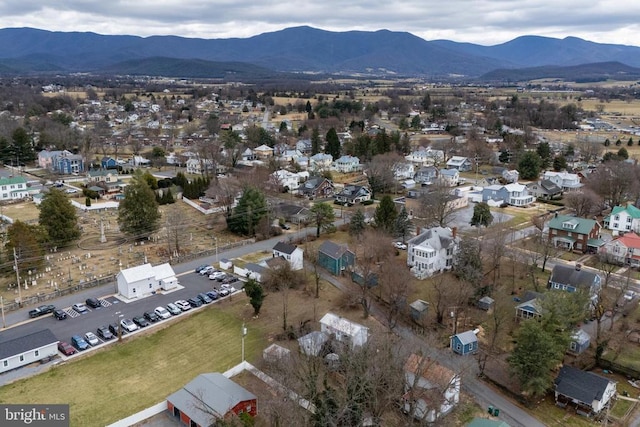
(0, 267, 244, 357)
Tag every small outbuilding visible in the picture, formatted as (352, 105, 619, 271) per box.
(569, 329, 591, 355)
(320, 312, 369, 349)
(409, 299, 429, 324)
(298, 331, 329, 356)
(116, 263, 178, 299)
(167, 373, 257, 426)
(450, 330, 478, 356)
(262, 343, 291, 363)
(476, 296, 495, 311)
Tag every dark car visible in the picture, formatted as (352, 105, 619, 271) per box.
(71, 335, 89, 351)
(206, 290, 219, 301)
(144, 311, 160, 323)
(58, 341, 77, 356)
(197, 293, 213, 304)
(108, 322, 121, 337)
(85, 298, 101, 308)
(195, 264, 209, 273)
(29, 304, 56, 318)
(133, 316, 149, 328)
(53, 309, 67, 320)
(97, 326, 114, 340)
(221, 276, 236, 284)
(187, 297, 203, 308)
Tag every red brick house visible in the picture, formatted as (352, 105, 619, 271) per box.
(547, 214, 603, 253)
(167, 373, 257, 426)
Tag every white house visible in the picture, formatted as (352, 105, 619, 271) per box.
(393, 163, 416, 180)
(319, 312, 369, 349)
(332, 155, 362, 173)
(403, 353, 461, 423)
(438, 169, 459, 187)
(600, 232, 640, 267)
(0, 176, 29, 201)
(309, 153, 333, 171)
(407, 227, 458, 279)
(604, 204, 640, 235)
(186, 157, 214, 175)
(405, 148, 445, 166)
(446, 156, 472, 171)
(270, 169, 305, 192)
(0, 329, 58, 374)
(272, 241, 304, 270)
(130, 155, 150, 167)
(117, 263, 178, 299)
(543, 171, 583, 191)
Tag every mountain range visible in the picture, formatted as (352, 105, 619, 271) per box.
(0, 26, 639, 81)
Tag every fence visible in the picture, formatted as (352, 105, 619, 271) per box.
(181, 197, 226, 215)
(2, 275, 116, 313)
(167, 238, 255, 265)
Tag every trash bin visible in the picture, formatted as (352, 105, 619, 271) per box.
(493, 408, 500, 416)
(488, 405, 494, 415)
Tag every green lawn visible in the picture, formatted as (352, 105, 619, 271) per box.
(0, 305, 266, 426)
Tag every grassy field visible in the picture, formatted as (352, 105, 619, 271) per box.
(0, 303, 267, 426)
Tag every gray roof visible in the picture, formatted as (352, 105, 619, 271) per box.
(0, 329, 58, 359)
(407, 226, 455, 250)
(319, 240, 352, 259)
(245, 263, 266, 274)
(550, 265, 599, 289)
(167, 373, 256, 424)
(454, 330, 477, 345)
(554, 365, 614, 406)
(273, 241, 297, 255)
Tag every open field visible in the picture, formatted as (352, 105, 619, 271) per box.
(0, 304, 267, 426)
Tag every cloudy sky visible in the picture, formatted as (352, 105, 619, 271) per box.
(0, 1, 638, 47)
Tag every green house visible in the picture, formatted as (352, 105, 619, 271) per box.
(318, 240, 355, 275)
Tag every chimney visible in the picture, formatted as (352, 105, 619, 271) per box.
(416, 226, 421, 236)
(473, 328, 480, 335)
(452, 227, 458, 239)
(575, 263, 582, 271)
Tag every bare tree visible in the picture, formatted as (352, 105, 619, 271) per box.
(365, 152, 402, 198)
(164, 204, 188, 257)
(586, 162, 640, 208)
(377, 259, 414, 331)
(418, 181, 458, 227)
(564, 189, 604, 217)
(263, 261, 306, 332)
(484, 221, 510, 285)
(305, 244, 324, 298)
(353, 229, 391, 318)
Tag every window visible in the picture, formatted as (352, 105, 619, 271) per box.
(2, 361, 7, 367)
(35, 350, 39, 357)
(614, 223, 619, 229)
(627, 225, 632, 230)
(615, 215, 620, 221)
(628, 217, 632, 223)
(149, 283, 152, 289)
(19, 355, 24, 362)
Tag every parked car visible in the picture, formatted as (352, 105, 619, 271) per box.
(29, 304, 56, 318)
(625, 290, 636, 301)
(220, 284, 237, 294)
(197, 293, 213, 304)
(166, 303, 182, 315)
(58, 341, 77, 356)
(154, 306, 171, 319)
(85, 298, 101, 308)
(187, 297, 203, 308)
(195, 264, 210, 273)
(71, 335, 89, 351)
(209, 271, 225, 280)
(108, 322, 121, 337)
(217, 287, 230, 297)
(144, 311, 160, 323)
(72, 303, 89, 314)
(133, 316, 149, 328)
(199, 266, 215, 276)
(97, 326, 114, 340)
(53, 309, 67, 320)
(84, 332, 100, 346)
(120, 318, 138, 332)
(221, 276, 236, 284)
(206, 290, 219, 301)
(175, 300, 192, 311)
(393, 242, 407, 250)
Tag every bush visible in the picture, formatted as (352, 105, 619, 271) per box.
(85, 197, 91, 207)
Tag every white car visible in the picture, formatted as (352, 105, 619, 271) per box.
(84, 331, 100, 346)
(199, 266, 215, 276)
(209, 271, 225, 280)
(154, 306, 171, 319)
(175, 300, 192, 311)
(624, 290, 636, 301)
(65, 188, 78, 194)
(120, 318, 138, 333)
(393, 242, 407, 250)
(220, 284, 237, 294)
(72, 303, 89, 313)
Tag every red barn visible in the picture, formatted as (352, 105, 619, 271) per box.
(167, 373, 257, 426)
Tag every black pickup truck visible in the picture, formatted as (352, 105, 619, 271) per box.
(28, 304, 56, 318)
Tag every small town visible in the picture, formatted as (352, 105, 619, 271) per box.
(0, 6, 640, 427)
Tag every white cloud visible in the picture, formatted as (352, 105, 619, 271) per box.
(0, 1, 638, 46)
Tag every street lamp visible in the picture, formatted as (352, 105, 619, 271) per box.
(115, 311, 124, 342)
(241, 323, 248, 362)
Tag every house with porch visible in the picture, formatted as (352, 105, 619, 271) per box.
(309, 153, 333, 172)
(332, 155, 362, 173)
(554, 365, 616, 416)
(547, 214, 602, 253)
(515, 291, 544, 320)
(38, 149, 84, 174)
(298, 176, 334, 199)
(446, 156, 472, 171)
(167, 373, 257, 425)
(600, 232, 640, 267)
(526, 179, 562, 200)
(87, 169, 121, 193)
(543, 171, 583, 191)
(604, 203, 640, 236)
(548, 264, 602, 296)
(393, 162, 415, 180)
(481, 183, 534, 207)
(253, 144, 274, 159)
(403, 353, 460, 423)
(439, 169, 460, 187)
(334, 185, 371, 205)
(0, 176, 29, 201)
(319, 312, 369, 349)
(405, 148, 445, 166)
(414, 166, 438, 185)
(407, 227, 458, 279)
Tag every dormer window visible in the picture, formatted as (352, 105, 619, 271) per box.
(562, 221, 578, 230)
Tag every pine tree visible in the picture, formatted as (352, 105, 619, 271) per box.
(311, 127, 322, 155)
(349, 209, 366, 238)
(325, 128, 341, 160)
(227, 187, 267, 236)
(374, 196, 397, 233)
(394, 206, 413, 243)
(117, 171, 161, 237)
(39, 189, 81, 246)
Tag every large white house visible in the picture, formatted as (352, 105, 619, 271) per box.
(319, 312, 369, 349)
(117, 263, 178, 299)
(543, 171, 583, 191)
(0, 176, 28, 201)
(604, 204, 640, 235)
(405, 148, 445, 166)
(407, 227, 458, 279)
(332, 155, 362, 173)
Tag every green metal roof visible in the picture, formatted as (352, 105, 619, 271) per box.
(548, 214, 598, 236)
(608, 204, 640, 220)
(0, 176, 27, 185)
(587, 238, 605, 247)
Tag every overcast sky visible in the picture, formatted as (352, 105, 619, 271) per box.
(1, 1, 638, 47)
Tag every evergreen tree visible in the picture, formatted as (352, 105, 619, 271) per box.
(349, 208, 366, 238)
(39, 189, 81, 246)
(309, 202, 336, 237)
(553, 155, 568, 171)
(536, 142, 552, 169)
(604, 138, 610, 146)
(11, 127, 35, 163)
(421, 93, 431, 111)
(7, 221, 45, 272)
(410, 114, 421, 129)
(398, 133, 411, 155)
(117, 171, 161, 237)
(628, 137, 634, 146)
(374, 196, 397, 233)
(325, 128, 341, 160)
(618, 147, 629, 160)
(517, 151, 542, 180)
(470, 202, 493, 227)
(227, 187, 267, 236)
(394, 206, 413, 243)
(498, 150, 510, 164)
(244, 278, 265, 316)
(453, 236, 483, 289)
(311, 127, 322, 155)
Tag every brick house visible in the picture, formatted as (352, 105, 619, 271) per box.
(547, 214, 602, 253)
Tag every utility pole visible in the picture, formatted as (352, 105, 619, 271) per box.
(241, 323, 247, 362)
(13, 247, 22, 305)
(1, 296, 5, 328)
